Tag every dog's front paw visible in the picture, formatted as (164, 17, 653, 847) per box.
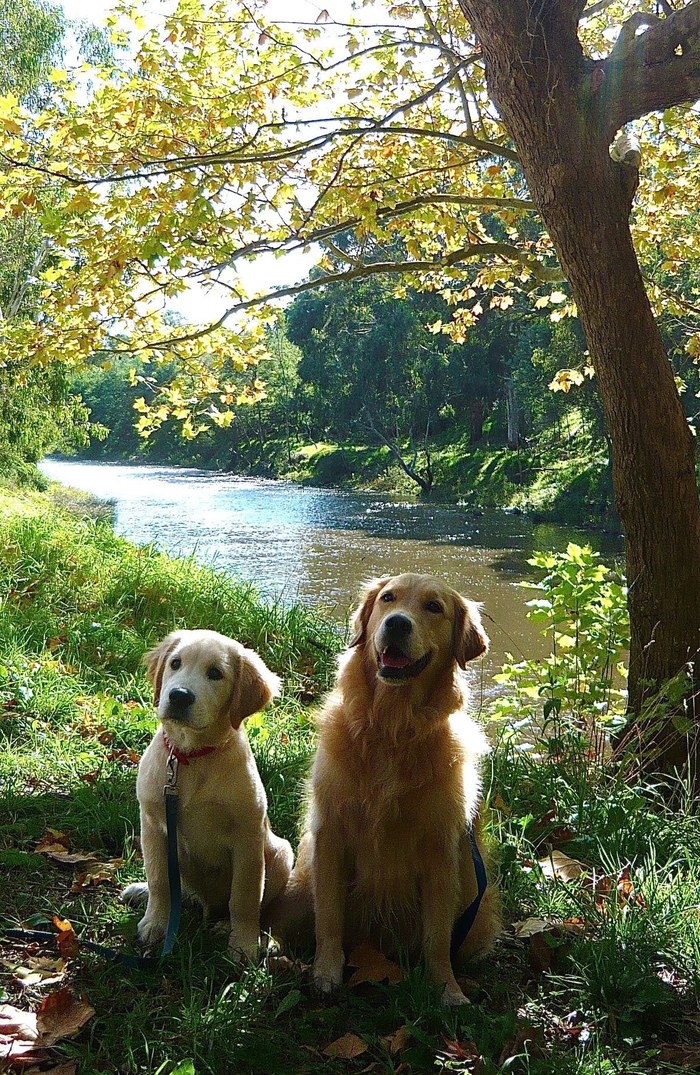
(121, 882, 149, 906)
(228, 924, 260, 963)
(136, 913, 168, 947)
(442, 981, 469, 1007)
(313, 949, 345, 995)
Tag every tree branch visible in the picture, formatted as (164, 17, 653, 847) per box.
(600, 0, 700, 133)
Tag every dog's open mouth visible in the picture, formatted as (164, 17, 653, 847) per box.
(377, 645, 432, 680)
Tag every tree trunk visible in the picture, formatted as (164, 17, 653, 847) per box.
(469, 399, 485, 445)
(457, 0, 700, 776)
(504, 378, 520, 450)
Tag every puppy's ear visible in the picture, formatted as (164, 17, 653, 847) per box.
(349, 576, 390, 647)
(144, 632, 181, 706)
(454, 597, 489, 668)
(230, 647, 281, 728)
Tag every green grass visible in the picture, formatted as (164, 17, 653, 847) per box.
(1, 484, 698, 1074)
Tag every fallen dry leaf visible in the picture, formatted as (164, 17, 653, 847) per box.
(438, 1038, 484, 1072)
(658, 1044, 700, 1067)
(0, 1003, 46, 1067)
(6, 957, 66, 988)
(347, 943, 402, 985)
(36, 988, 95, 1046)
(0, 1004, 39, 1041)
(513, 917, 551, 938)
(106, 748, 140, 766)
(323, 1033, 368, 1060)
(43, 851, 100, 869)
(381, 1025, 410, 1055)
(70, 859, 123, 893)
(538, 850, 586, 882)
(36, 830, 70, 855)
(52, 917, 79, 961)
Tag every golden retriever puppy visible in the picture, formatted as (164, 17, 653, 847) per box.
(268, 574, 498, 1005)
(122, 629, 293, 960)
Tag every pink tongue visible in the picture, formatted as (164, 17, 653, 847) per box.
(381, 649, 412, 669)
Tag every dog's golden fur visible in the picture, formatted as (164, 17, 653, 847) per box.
(122, 629, 293, 960)
(268, 573, 499, 1005)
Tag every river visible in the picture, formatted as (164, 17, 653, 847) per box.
(40, 458, 621, 672)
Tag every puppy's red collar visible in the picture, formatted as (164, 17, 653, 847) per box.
(162, 730, 217, 765)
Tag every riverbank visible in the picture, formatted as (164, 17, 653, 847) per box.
(280, 437, 615, 528)
(72, 425, 617, 530)
(1, 483, 697, 1075)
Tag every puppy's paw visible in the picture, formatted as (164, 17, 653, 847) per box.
(313, 949, 345, 996)
(228, 924, 261, 963)
(136, 913, 167, 947)
(442, 982, 469, 1007)
(121, 882, 149, 906)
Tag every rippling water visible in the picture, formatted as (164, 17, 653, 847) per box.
(40, 458, 621, 671)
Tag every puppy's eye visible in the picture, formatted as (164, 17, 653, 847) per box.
(170, 657, 181, 669)
(207, 666, 224, 681)
(425, 600, 443, 614)
(380, 591, 396, 603)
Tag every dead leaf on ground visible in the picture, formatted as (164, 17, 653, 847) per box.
(658, 1044, 700, 1067)
(513, 917, 551, 938)
(438, 1038, 484, 1072)
(52, 917, 79, 960)
(106, 748, 140, 766)
(322, 1032, 368, 1059)
(36, 988, 95, 1046)
(538, 850, 586, 882)
(36, 830, 70, 855)
(513, 916, 586, 939)
(70, 859, 123, 893)
(381, 1025, 410, 1055)
(0, 1003, 46, 1067)
(347, 942, 402, 985)
(5, 956, 66, 988)
(43, 851, 100, 869)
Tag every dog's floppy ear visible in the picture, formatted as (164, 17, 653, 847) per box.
(144, 632, 181, 706)
(454, 596, 489, 668)
(349, 576, 390, 647)
(230, 646, 281, 728)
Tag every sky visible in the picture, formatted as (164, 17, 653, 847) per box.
(57, 0, 345, 322)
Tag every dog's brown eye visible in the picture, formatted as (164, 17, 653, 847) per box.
(380, 591, 396, 603)
(170, 657, 181, 669)
(207, 666, 224, 681)
(425, 600, 443, 614)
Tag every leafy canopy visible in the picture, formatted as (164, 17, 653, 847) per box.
(1, 0, 698, 434)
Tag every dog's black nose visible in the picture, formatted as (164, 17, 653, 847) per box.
(383, 613, 413, 639)
(168, 686, 195, 711)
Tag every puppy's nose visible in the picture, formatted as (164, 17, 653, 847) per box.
(383, 613, 413, 639)
(168, 686, 195, 712)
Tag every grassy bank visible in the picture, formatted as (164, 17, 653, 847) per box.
(1, 484, 698, 1074)
(250, 432, 615, 529)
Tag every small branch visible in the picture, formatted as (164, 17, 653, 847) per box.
(599, 0, 700, 133)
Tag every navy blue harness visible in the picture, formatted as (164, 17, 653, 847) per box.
(450, 828, 488, 962)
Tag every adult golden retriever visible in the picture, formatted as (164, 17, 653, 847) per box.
(122, 629, 293, 960)
(268, 573, 498, 1005)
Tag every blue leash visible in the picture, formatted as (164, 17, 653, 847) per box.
(2, 753, 182, 969)
(450, 827, 488, 962)
(161, 766, 182, 957)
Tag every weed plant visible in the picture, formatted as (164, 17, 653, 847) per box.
(0, 488, 698, 1074)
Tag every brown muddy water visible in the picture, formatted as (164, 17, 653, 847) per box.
(40, 458, 622, 677)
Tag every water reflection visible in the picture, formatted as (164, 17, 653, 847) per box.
(40, 458, 621, 670)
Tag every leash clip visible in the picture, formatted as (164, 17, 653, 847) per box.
(164, 749, 179, 796)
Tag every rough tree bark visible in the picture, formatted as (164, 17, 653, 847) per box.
(456, 0, 700, 775)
